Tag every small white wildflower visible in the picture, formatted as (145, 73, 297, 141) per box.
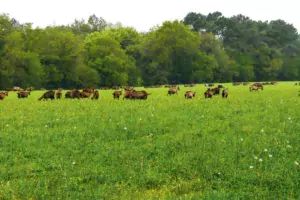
(288, 117, 291, 120)
(124, 127, 127, 130)
(5, 124, 9, 127)
(139, 118, 142, 121)
(287, 141, 290, 143)
(56, 118, 59, 121)
(73, 127, 76, 129)
(250, 166, 254, 169)
(72, 162, 76, 165)
(259, 158, 263, 162)
(218, 172, 221, 175)
(254, 156, 258, 159)
(269, 154, 272, 158)
(45, 125, 48, 128)
(261, 129, 264, 133)
(294, 161, 299, 166)
(240, 138, 243, 142)
(264, 149, 268, 152)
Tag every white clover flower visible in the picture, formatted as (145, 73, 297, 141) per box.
(294, 161, 299, 166)
(254, 156, 258, 159)
(5, 124, 9, 127)
(261, 129, 264, 133)
(250, 166, 254, 169)
(269, 154, 272, 158)
(240, 138, 243, 142)
(45, 125, 48, 128)
(124, 127, 127, 130)
(139, 118, 142, 121)
(264, 149, 268, 152)
(259, 159, 263, 162)
(288, 117, 291, 120)
(72, 162, 76, 165)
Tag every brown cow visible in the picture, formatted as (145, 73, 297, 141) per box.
(80, 91, 92, 98)
(185, 91, 196, 99)
(113, 90, 122, 99)
(222, 88, 228, 98)
(204, 88, 214, 98)
(65, 90, 81, 99)
(249, 85, 260, 92)
(0, 91, 8, 96)
(83, 86, 94, 93)
(131, 90, 151, 100)
(65, 91, 74, 99)
(251, 83, 263, 90)
(91, 90, 99, 100)
(17, 91, 30, 98)
(123, 89, 134, 99)
(167, 86, 180, 95)
(38, 90, 55, 100)
(26, 86, 34, 91)
(56, 89, 63, 99)
(0, 93, 6, 100)
(211, 87, 220, 95)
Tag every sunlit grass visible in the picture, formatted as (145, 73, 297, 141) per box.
(0, 82, 299, 199)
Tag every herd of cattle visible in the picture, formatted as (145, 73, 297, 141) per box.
(0, 82, 271, 101)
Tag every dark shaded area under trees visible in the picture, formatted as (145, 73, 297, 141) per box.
(0, 12, 299, 89)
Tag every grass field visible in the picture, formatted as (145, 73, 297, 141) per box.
(0, 82, 300, 199)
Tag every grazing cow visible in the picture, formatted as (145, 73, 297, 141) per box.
(123, 89, 134, 99)
(83, 86, 94, 93)
(26, 86, 34, 91)
(72, 90, 81, 99)
(65, 91, 74, 99)
(167, 86, 180, 95)
(91, 90, 99, 100)
(185, 91, 196, 99)
(250, 83, 263, 91)
(113, 90, 122, 99)
(211, 87, 220, 95)
(80, 91, 92, 98)
(249, 85, 260, 92)
(204, 88, 214, 98)
(13, 86, 23, 91)
(17, 91, 30, 98)
(0, 93, 7, 100)
(38, 90, 55, 100)
(0, 91, 8, 96)
(131, 90, 151, 100)
(56, 89, 63, 99)
(222, 88, 228, 98)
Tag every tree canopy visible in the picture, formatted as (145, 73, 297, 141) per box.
(0, 12, 299, 89)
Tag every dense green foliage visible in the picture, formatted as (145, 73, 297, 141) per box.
(0, 12, 299, 89)
(0, 83, 300, 199)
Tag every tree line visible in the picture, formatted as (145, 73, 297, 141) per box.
(0, 12, 299, 89)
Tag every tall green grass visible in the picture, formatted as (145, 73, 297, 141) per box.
(0, 82, 299, 199)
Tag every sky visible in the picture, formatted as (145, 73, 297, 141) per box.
(1, 0, 299, 32)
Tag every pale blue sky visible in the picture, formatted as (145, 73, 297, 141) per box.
(1, 0, 299, 32)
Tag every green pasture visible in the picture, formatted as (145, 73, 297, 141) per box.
(0, 82, 299, 199)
